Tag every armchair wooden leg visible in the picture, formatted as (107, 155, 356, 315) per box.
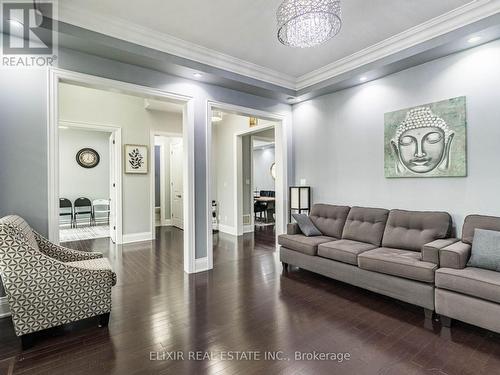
(21, 333, 36, 350)
(98, 312, 110, 327)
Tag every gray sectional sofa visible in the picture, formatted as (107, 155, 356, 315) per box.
(279, 204, 457, 319)
(280, 205, 500, 333)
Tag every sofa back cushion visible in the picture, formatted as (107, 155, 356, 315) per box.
(342, 206, 390, 246)
(462, 215, 500, 245)
(309, 204, 351, 239)
(382, 209, 452, 251)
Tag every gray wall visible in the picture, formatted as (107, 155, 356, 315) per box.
(154, 146, 161, 207)
(293, 40, 500, 234)
(0, 47, 292, 259)
(59, 128, 110, 204)
(253, 146, 276, 192)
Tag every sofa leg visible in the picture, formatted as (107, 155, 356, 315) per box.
(21, 333, 36, 350)
(441, 315, 452, 328)
(424, 308, 433, 321)
(98, 312, 110, 327)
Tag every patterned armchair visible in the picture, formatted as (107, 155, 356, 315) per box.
(0, 216, 116, 349)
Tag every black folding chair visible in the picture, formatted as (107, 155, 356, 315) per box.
(59, 198, 74, 228)
(74, 197, 93, 228)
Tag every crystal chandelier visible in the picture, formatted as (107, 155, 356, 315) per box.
(277, 0, 342, 48)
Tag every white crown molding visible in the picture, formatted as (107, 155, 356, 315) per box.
(296, 0, 500, 90)
(57, 3, 297, 90)
(58, 0, 500, 92)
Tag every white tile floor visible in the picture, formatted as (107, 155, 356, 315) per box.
(59, 225, 110, 242)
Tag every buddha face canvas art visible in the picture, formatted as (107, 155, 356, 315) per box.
(384, 97, 467, 178)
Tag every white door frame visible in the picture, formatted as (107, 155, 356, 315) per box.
(150, 131, 182, 233)
(249, 134, 276, 231)
(206, 101, 289, 270)
(48, 68, 197, 274)
(234, 124, 275, 235)
(58, 120, 122, 242)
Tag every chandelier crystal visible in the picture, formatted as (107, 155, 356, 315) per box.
(277, 0, 342, 48)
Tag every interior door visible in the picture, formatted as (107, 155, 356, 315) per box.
(170, 139, 184, 230)
(109, 132, 117, 243)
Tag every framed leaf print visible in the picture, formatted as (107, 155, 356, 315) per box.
(125, 144, 148, 174)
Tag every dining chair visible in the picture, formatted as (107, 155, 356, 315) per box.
(74, 198, 93, 227)
(59, 198, 74, 228)
(92, 199, 110, 226)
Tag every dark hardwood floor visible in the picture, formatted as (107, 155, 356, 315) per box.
(1, 226, 500, 374)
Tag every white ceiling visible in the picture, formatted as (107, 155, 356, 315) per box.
(59, 0, 489, 88)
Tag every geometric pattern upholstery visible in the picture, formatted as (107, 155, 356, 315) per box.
(0, 215, 116, 337)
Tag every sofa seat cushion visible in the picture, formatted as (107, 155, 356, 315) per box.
(278, 234, 336, 256)
(436, 267, 500, 304)
(318, 240, 377, 265)
(358, 247, 437, 283)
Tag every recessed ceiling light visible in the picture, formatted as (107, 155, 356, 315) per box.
(468, 36, 481, 44)
(193, 72, 203, 78)
(359, 76, 368, 82)
(8, 19, 23, 28)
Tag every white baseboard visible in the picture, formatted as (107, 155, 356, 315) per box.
(194, 257, 210, 272)
(0, 297, 10, 318)
(122, 232, 153, 244)
(218, 224, 237, 236)
(243, 224, 254, 234)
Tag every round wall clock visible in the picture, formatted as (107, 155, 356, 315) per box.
(76, 148, 100, 168)
(270, 162, 276, 180)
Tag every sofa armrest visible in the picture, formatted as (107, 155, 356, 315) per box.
(422, 238, 460, 265)
(439, 241, 472, 269)
(287, 223, 302, 235)
(34, 231, 103, 262)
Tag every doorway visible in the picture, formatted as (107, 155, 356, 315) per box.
(48, 68, 196, 273)
(152, 134, 184, 231)
(58, 123, 121, 243)
(208, 103, 288, 266)
(251, 129, 276, 239)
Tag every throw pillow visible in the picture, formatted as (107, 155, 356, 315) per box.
(467, 229, 500, 271)
(292, 214, 322, 237)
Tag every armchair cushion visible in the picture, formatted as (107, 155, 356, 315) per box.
(439, 241, 472, 269)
